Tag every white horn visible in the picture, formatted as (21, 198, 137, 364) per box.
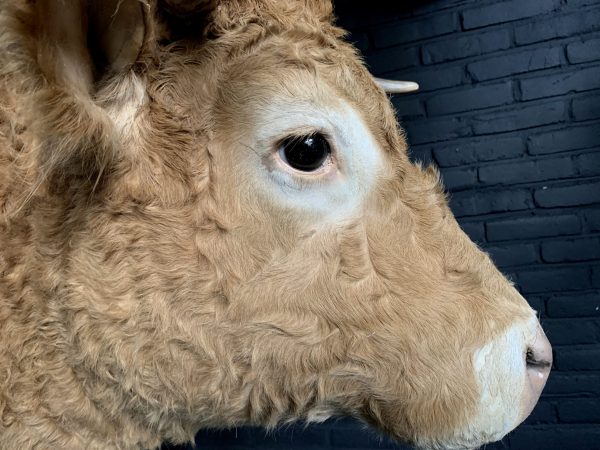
(374, 78, 419, 94)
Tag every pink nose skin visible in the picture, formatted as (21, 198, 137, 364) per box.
(520, 325, 552, 421)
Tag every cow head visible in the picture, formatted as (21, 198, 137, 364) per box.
(1, 0, 551, 448)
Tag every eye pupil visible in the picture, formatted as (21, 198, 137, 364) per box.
(280, 134, 330, 172)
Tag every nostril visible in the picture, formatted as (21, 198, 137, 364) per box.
(525, 324, 553, 371)
(526, 347, 551, 369)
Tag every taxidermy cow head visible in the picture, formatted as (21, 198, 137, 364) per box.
(0, 1, 551, 449)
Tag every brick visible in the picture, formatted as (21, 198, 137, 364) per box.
(391, 96, 425, 118)
(459, 221, 485, 242)
(479, 156, 575, 185)
(525, 295, 546, 314)
(544, 318, 600, 344)
(547, 292, 600, 317)
(542, 237, 600, 262)
(574, 152, 600, 177)
(449, 189, 533, 217)
(365, 46, 420, 74)
(594, 265, 600, 288)
(372, 13, 457, 47)
(440, 167, 477, 191)
(462, 0, 559, 29)
(389, 66, 464, 92)
(408, 146, 435, 165)
(422, 29, 511, 64)
(517, 267, 591, 293)
(573, 94, 600, 121)
(404, 116, 471, 145)
(534, 181, 600, 208)
(434, 137, 525, 167)
(347, 31, 370, 53)
(567, 37, 600, 64)
(194, 428, 256, 447)
(330, 424, 398, 448)
(486, 215, 581, 241)
(528, 122, 600, 155)
(523, 401, 557, 424)
(472, 101, 565, 134)
(567, 0, 600, 5)
(426, 81, 513, 116)
(510, 425, 600, 450)
(545, 372, 600, 395)
(558, 399, 600, 423)
(486, 243, 538, 267)
(520, 65, 600, 100)
(468, 47, 561, 82)
(555, 345, 600, 370)
(515, 9, 600, 45)
(586, 209, 600, 231)
(251, 424, 331, 448)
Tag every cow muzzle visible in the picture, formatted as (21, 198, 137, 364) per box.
(520, 323, 552, 421)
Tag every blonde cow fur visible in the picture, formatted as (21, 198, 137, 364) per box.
(0, 1, 551, 449)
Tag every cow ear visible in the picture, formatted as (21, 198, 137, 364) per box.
(30, 0, 146, 192)
(36, 0, 146, 94)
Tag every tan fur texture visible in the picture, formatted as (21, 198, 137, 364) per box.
(0, 1, 535, 449)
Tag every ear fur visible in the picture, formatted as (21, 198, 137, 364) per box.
(6, 0, 147, 192)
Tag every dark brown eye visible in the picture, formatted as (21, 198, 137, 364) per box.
(279, 134, 331, 172)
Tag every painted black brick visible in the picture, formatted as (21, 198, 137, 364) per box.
(449, 189, 533, 217)
(486, 215, 581, 241)
(460, 221, 485, 242)
(527, 122, 600, 155)
(514, 8, 600, 45)
(544, 318, 600, 344)
(545, 372, 600, 395)
(403, 116, 471, 144)
(433, 136, 526, 167)
(586, 208, 600, 231)
(509, 425, 600, 450)
(554, 346, 600, 370)
(573, 94, 600, 121)
(542, 237, 600, 262)
(461, 0, 560, 30)
(593, 264, 600, 288)
(485, 243, 539, 266)
(363, 46, 420, 74)
(422, 29, 511, 64)
(546, 292, 600, 317)
(520, 65, 600, 100)
(372, 13, 457, 47)
(389, 66, 464, 92)
(524, 401, 558, 424)
(440, 166, 478, 190)
(567, 37, 600, 64)
(558, 399, 600, 423)
(471, 101, 565, 134)
(468, 47, 561, 82)
(392, 96, 425, 118)
(517, 266, 591, 293)
(478, 156, 575, 185)
(574, 152, 600, 177)
(426, 81, 513, 115)
(534, 181, 600, 207)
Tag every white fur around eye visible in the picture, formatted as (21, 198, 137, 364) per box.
(250, 101, 384, 223)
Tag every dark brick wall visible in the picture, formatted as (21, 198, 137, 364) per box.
(166, 1, 600, 449)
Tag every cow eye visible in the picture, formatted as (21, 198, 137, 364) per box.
(278, 134, 331, 172)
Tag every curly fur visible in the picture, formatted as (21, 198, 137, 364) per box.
(0, 1, 535, 449)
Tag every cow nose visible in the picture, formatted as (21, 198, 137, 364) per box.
(520, 324, 552, 420)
